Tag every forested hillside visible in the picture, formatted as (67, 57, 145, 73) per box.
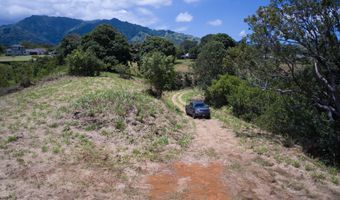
(0, 15, 199, 45)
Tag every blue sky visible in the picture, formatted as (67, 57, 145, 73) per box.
(0, 0, 270, 40)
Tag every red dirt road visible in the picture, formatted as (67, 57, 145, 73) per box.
(147, 162, 230, 200)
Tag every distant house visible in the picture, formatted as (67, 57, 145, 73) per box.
(48, 50, 57, 56)
(181, 53, 191, 59)
(26, 48, 47, 55)
(5, 45, 26, 56)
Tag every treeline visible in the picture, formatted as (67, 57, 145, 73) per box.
(0, 24, 197, 95)
(193, 0, 339, 165)
(56, 24, 201, 97)
(0, 57, 65, 89)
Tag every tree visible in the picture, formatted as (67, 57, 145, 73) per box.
(0, 45, 4, 55)
(194, 41, 228, 87)
(205, 75, 245, 107)
(57, 34, 81, 64)
(224, 40, 278, 88)
(66, 49, 103, 76)
(140, 37, 176, 57)
(200, 33, 236, 50)
(81, 24, 131, 69)
(21, 41, 53, 49)
(141, 52, 175, 98)
(0, 64, 12, 87)
(246, 0, 340, 163)
(180, 40, 198, 58)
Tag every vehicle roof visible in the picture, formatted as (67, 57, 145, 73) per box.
(190, 100, 205, 103)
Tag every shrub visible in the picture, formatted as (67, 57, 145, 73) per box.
(12, 63, 33, 87)
(112, 63, 131, 79)
(67, 49, 103, 76)
(32, 57, 59, 77)
(207, 74, 339, 164)
(141, 52, 175, 98)
(229, 86, 280, 122)
(206, 75, 245, 107)
(0, 64, 12, 87)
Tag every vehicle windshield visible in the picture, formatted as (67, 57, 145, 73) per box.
(194, 103, 207, 108)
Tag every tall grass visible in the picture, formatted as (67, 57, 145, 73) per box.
(74, 90, 158, 118)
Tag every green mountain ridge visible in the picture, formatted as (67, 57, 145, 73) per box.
(0, 15, 200, 46)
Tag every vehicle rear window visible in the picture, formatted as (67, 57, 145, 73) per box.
(194, 103, 206, 108)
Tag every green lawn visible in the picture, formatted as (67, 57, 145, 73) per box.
(0, 55, 46, 62)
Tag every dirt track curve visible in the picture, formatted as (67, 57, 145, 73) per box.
(144, 91, 339, 200)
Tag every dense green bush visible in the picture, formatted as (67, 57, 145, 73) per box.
(0, 57, 64, 89)
(207, 74, 339, 164)
(12, 63, 34, 87)
(112, 63, 131, 79)
(256, 94, 338, 162)
(0, 64, 12, 87)
(171, 72, 194, 90)
(228, 85, 266, 121)
(206, 75, 245, 107)
(207, 75, 276, 121)
(67, 49, 103, 76)
(32, 57, 59, 78)
(141, 52, 175, 98)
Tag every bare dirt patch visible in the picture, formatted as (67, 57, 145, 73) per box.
(147, 161, 230, 200)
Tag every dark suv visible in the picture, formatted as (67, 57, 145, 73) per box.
(185, 100, 211, 119)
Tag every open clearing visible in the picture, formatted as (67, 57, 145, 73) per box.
(174, 59, 193, 73)
(0, 55, 46, 62)
(0, 75, 339, 199)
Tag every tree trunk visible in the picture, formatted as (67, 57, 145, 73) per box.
(334, 118, 340, 165)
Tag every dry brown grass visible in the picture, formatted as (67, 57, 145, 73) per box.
(0, 73, 191, 199)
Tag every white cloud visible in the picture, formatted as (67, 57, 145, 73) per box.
(239, 30, 247, 37)
(183, 0, 200, 3)
(0, 0, 172, 26)
(208, 19, 222, 26)
(176, 12, 193, 22)
(136, 0, 172, 7)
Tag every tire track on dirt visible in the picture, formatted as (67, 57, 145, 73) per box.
(146, 91, 233, 200)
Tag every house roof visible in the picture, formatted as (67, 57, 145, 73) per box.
(11, 44, 23, 48)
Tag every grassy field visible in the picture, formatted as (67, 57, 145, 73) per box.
(0, 55, 46, 62)
(0, 73, 191, 199)
(174, 59, 193, 73)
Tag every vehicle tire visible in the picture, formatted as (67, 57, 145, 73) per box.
(193, 113, 196, 119)
(206, 115, 211, 119)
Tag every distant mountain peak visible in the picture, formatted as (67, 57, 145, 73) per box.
(0, 15, 199, 45)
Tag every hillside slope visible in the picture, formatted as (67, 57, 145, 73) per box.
(0, 73, 191, 199)
(0, 15, 199, 45)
